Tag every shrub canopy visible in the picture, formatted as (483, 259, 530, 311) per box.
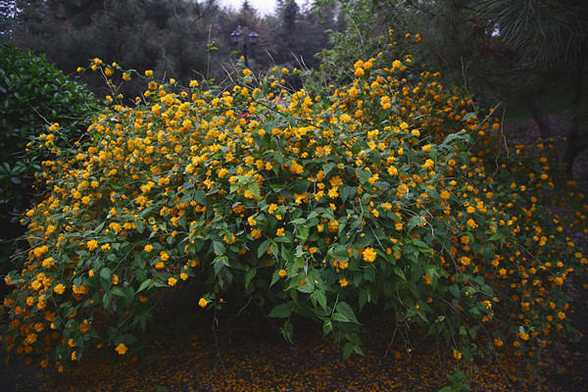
(3, 52, 586, 370)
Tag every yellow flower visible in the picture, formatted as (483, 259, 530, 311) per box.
(276, 228, 286, 237)
(247, 216, 257, 226)
(144, 244, 153, 253)
(33, 245, 49, 258)
(339, 277, 349, 287)
(452, 349, 462, 361)
(198, 297, 208, 309)
(466, 218, 478, 230)
(289, 160, 304, 175)
(423, 274, 432, 285)
(328, 187, 339, 199)
(362, 247, 377, 263)
(80, 320, 90, 334)
(53, 283, 65, 295)
(109, 222, 121, 233)
(278, 269, 287, 279)
(86, 240, 98, 251)
(168, 277, 178, 287)
(115, 343, 128, 355)
(41, 257, 55, 268)
(144, 69, 154, 78)
(268, 203, 278, 214)
(397, 183, 409, 196)
(250, 229, 262, 239)
(422, 159, 434, 170)
(339, 113, 352, 123)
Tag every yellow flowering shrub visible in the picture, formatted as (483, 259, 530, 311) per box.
(2, 53, 586, 370)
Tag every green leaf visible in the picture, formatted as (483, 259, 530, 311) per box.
(213, 255, 229, 275)
(323, 162, 336, 176)
(244, 267, 256, 288)
(270, 270, 280, 287)
(111, 287, 126, 297)
(280, 320, 294, 344)
(269, 303, 293, 318)
(342, 341, 363, 359)
(257, 239, 272, 258)
(323, 320, 333, 335)
(99, 267, 112, 282)
(449, 285, 461, 298)
(213, 241, 225, 256)
(393, 267, 406, 280)
(333, 301, 359, 324)
(290, 218, 306, 225)
(296, 225, 309, 242)
(407, 215, 422, 232)
(310, 289, 327, 311)
(137, 279, 153, 294)
(136, 220, 145, 234)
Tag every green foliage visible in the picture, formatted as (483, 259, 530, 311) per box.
(0, 44, 98, 266)
(308, 0, 388, 89)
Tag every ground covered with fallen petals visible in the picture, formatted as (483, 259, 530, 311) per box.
(4, 309, 586, 392)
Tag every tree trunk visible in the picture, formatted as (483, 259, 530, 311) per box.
(527, 95, 552, 140)
(564, 48, 587, 178)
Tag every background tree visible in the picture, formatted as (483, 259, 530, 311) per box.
(314, 0, 588, 181)
(0, 0, 16, 40)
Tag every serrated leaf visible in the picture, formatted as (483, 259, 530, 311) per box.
(311, 289, 327, 311)
(213, 240, 225, 256)
(333, 301, 359, 324)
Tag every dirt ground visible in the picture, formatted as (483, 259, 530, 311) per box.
(1, 310, 586, 392)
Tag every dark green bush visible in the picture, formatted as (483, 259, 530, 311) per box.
(0, 45, 99, 269)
